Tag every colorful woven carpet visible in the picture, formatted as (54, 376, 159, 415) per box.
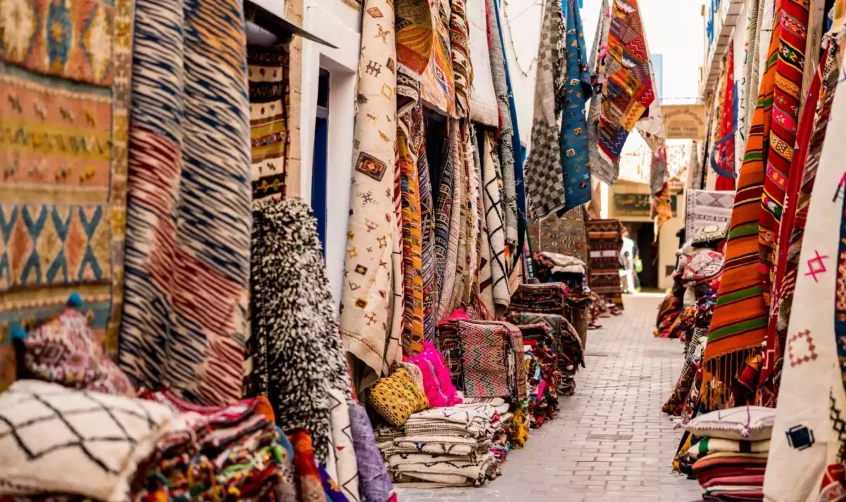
(398, 76, 425, 357)
(585, 219, 624, 310)
(119, 0, 252, 407)
(536, 208, 590, 264)
(459, 320, 526, 400)
(598, 0, 655, 164)
(0, 0, 134, 385)
(705, 0, 809, 398)
(248, 45, 289, 205)
(450, 0, 472, 118)
(560, 0, 594, 213)
(421, 0, 457, 115)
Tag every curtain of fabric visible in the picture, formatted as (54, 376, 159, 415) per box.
(119, 0, 252, 407)
(705, 0, 810, 405)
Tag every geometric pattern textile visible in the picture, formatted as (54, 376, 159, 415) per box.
(560, 0, 593, 213)
(585, 219, 624, 309)
(706, 0, 810, 392)
(764, 32, 846, 502)
(685, 190, 735, 242)
(524, 0, 567, 219)
(421, 0, 457, 115)
(459, 320, 526, 400)
(118, 0, 252, 408)
(536, 207, 590, 264)
(340, 0, 399, 382)
(0, 0, 135, 369)
(598, 0, 655, 164)
(248, 45, 289, 205)
(586, 0, 620, 186)
(0, 380, 182, 501)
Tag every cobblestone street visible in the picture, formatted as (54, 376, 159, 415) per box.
(396, 294, 702, 502)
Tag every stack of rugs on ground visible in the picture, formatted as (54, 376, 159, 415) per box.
(373, 400, 510, 487)
(513, 323, 559, 428)
(0, 380, 363, 502)
(677, 406, 774, 501)
(506, 284, 585, 396)
(584, 219, 626, 310)
(531, 253, 593, 343)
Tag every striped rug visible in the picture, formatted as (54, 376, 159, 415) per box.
(705, 0, 809, 401)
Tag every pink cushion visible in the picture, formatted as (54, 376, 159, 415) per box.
(404, 342, 463, 407)
(25, 309, 135, 397)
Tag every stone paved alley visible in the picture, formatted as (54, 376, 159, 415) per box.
(396, 294, 703, 502)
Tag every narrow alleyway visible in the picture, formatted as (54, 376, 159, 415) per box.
(396, 295, 702, 502)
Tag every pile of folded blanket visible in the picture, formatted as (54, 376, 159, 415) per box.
(677, 406, 774, 501)
(507, 283, 569, 316)
(373, 401, 509, 486)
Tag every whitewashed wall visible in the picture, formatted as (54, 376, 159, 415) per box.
(299, 0, 361, 308)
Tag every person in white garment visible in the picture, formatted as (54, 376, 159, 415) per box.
(620, 229, 638, 294)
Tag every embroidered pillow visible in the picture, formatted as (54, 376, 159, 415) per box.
(368, 368, 429, 427)
(405, 342, 463, 408)
(680, 406, 775, 441)
(25, 308, 136, 397)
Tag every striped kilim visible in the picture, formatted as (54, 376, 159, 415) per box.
(398, 79, 425, 357)
(705, 0, 809, 396)
(459, 321, 526, 400)
(119, 0, 252, 406)
(585, 219, 625, 310)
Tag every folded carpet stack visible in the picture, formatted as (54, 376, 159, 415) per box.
(0, 380, 337, 502)
(505, 312, 584, 396)
(506, 283, 569, 315)
(516, 324, 559, 428)
(373, 402, 509, 487)
(678, 406, 774, 501)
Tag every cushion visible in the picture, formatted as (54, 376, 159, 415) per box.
(680, 406, 775, 441)
(0, 380, 185, 501)
(405, 342, 463, 407)
(24, 308, 135, 397)
(682, 249, 724, 286)
(368, 367, 429, 427)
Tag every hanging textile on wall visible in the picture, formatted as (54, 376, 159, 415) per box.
(560, 0, 594, 213)
(340, 0, 401, 386)
(437, 122, 465, 319)
(765, 18, 846, 399)
(0, 0, 135, 389)
(684, 190, 736, 241)
(536, 209, 589, 265)
(248, 46, 289, 204)
(467, 0, 499, 126)
(650, 147, 668, 196)
(435, 133, 456, 312)
(716, 46, 736, 191)
(487, 0, 519, 248)
(598, 0, 655, 164)
(482, 131, 512, 309)
(421, 0, 457, 115)
(738, 0, 761, 168)
(524, 0, 567, 219)
(119, 0, 251, 407)
(585, 219, 625, 309)
(249, 199, 356, 487)
(763, 40, 846, 501)
(397, 75, 425, 357)
(396, 0, 436, 345)
(758, 0, 776, 94)
(417, 114, 438, 343)
(801, 0, 826, 110)
(587, 0, 620, 186)
(446, 124, 469, 316)
(450, 0, 473, 118)
(705, 0, 810, 402)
